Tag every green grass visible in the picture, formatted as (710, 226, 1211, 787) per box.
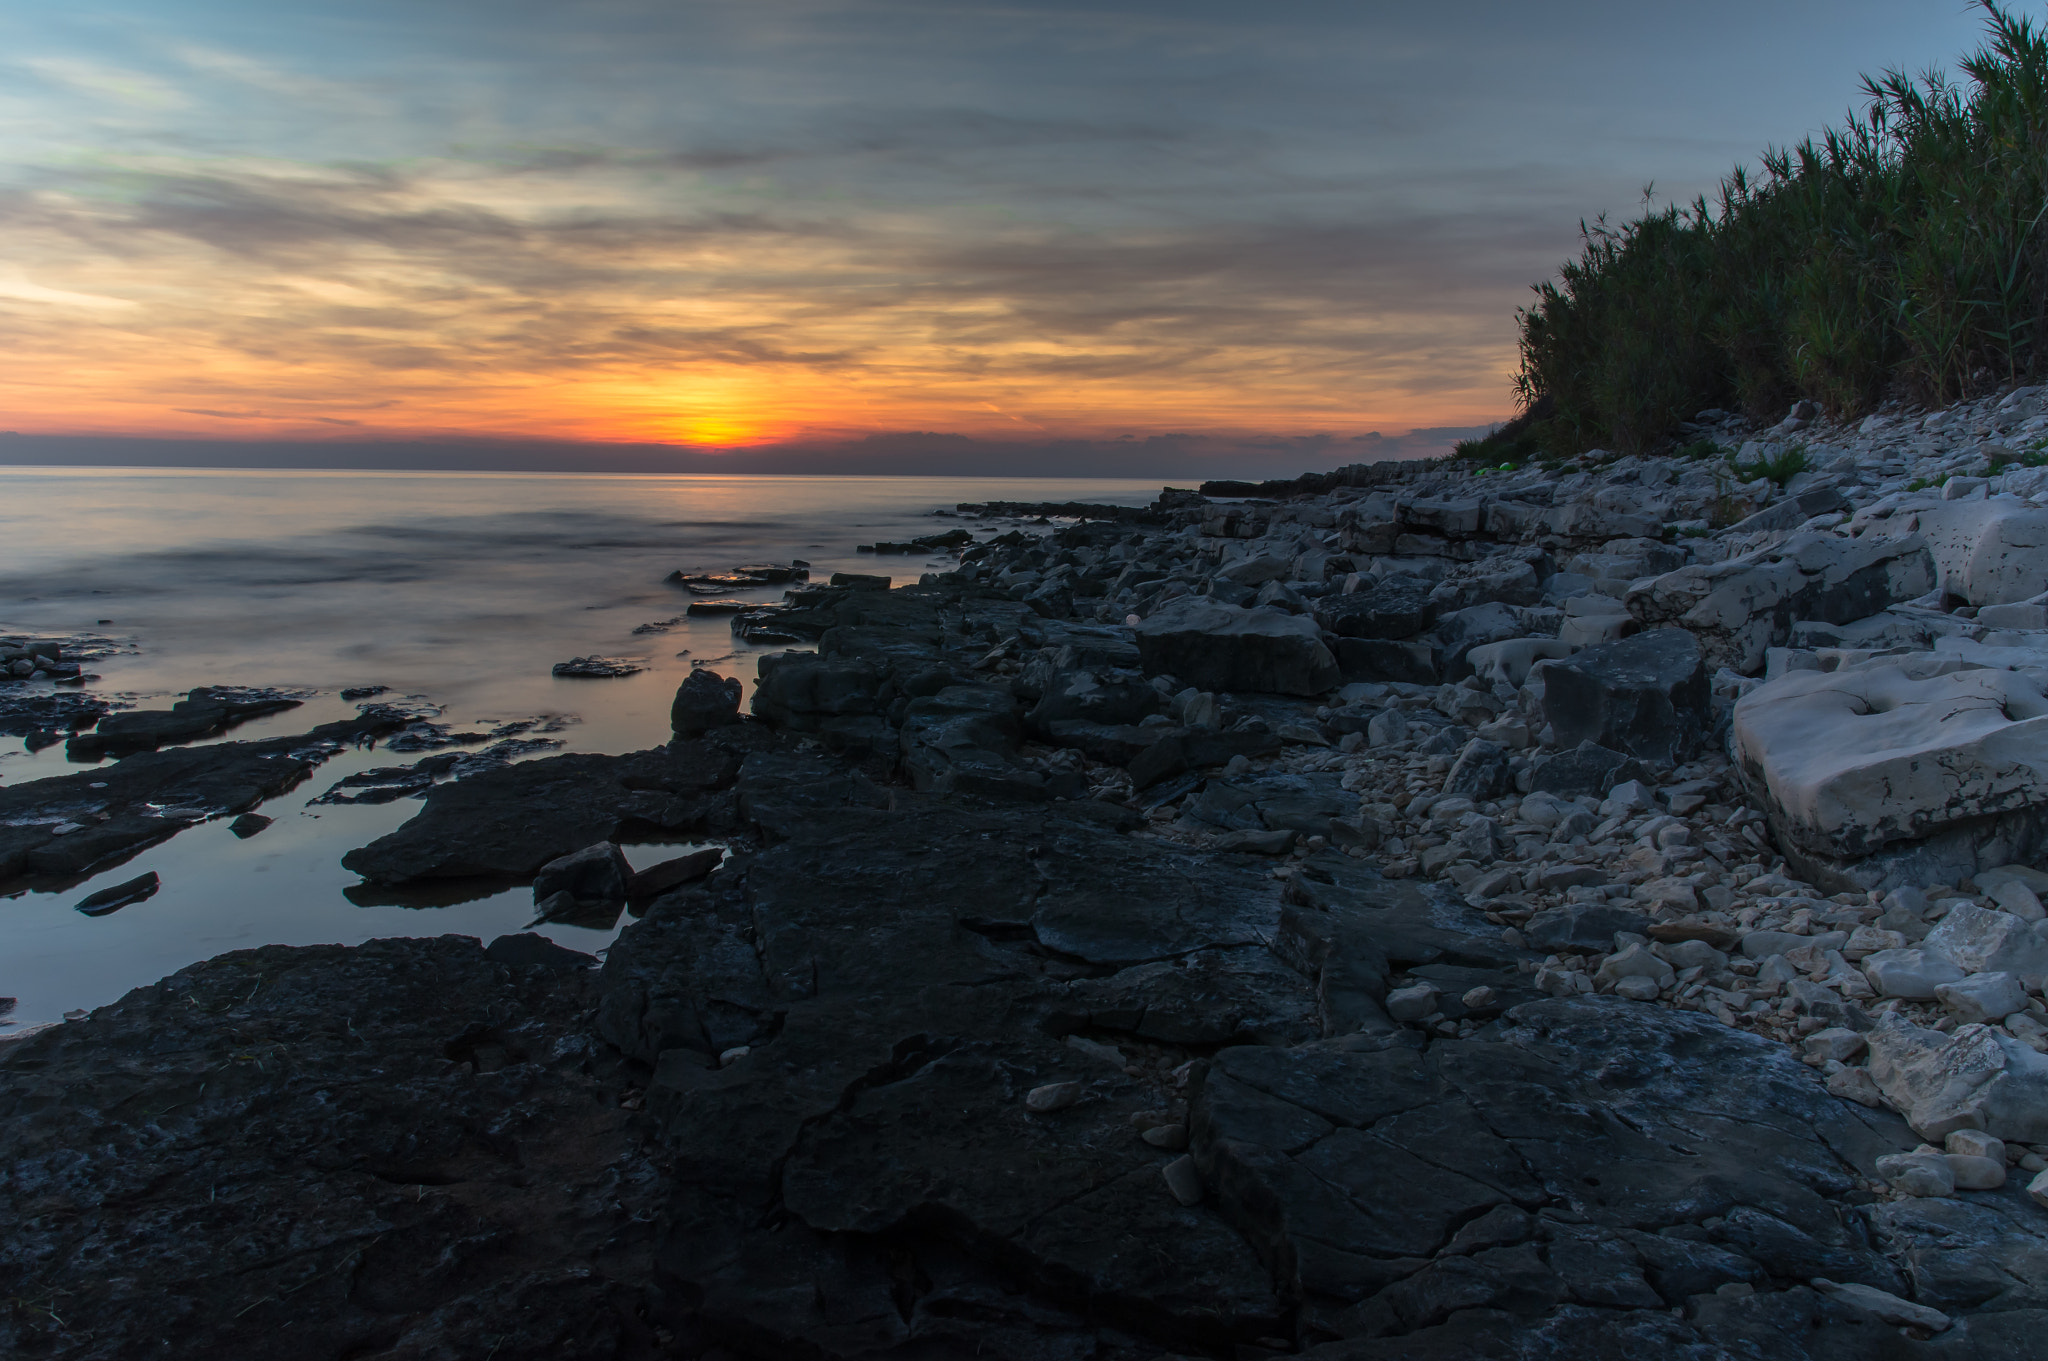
(1728, 442, 1809, 486)
(1511, 2, 2048, 455)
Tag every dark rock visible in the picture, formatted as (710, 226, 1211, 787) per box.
(0, 689, 110, 739)
(227, 812, 272, 838)
(1443, 739, 1510, 799)
(1529, 741, 1651, 798)
(67, 686, 303, 761)
(341, 739, 746, 885)
(1538, 627, 1709, 762)
(532, 841, 632, 907)
(2, 708, 407, 887)
(1429, 604, 1526, 680)
(671, 668, 743, 736)
(74, 870, 160, 916)
(828, 571, 891, 590)
(750, 651, 888, 731)
(1333, 636, 1440, 685)
(1135, 599, 1341, 696)
(1313, 576, 1438, 639)
(1521, 902, 1652, 952)
(627, 847, 723, 900)
(898, 684, 1045, 799)
(0, 937, 659, 1359)
(550, 655, 642, 678)
(1127, 728, 1285, 788)
(337, 685, 388, 700)
(486, 932, 599, 970)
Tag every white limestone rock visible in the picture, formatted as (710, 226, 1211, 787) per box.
(1863, 948, 1966, 1000)
(1924, 904, 2048, 990)
(1731, 661, 2048, 864)
(1934, 971, 2029, 1025)
(1865, 1010, 2048, 1142)
(1625, 530, 1934, 674)
(1892, 499, 2048, 605)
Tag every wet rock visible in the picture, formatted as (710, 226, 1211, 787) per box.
(627, 847, 723, 900)
(671, 668, 743, 736)
(551, 655, 643, 678)
(227, 812, 271, 838)
(532, 840, 632, 908)
(3, 708, 407, 887)
(1538, 628, 1708, 763)
(342, 737, 747, 885)
(73, 870, 161, 916)
(67, 686, 303, 761)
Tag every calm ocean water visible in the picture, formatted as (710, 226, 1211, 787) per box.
(0, 467, 1163, 1028)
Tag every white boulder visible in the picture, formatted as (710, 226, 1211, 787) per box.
(1893, 499, 2048, 605)
(1865, 1010, 2048, 1142)
(1934, 971, 2029, 1025)
(1732, 660, 2048, 864)
(1924, 903, 2048, 990)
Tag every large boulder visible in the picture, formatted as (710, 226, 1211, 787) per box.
(1311, 575, 1436, 639)
(1626, 531, 1934, 674)
(750, 651, 889, 736)
(671, 669, 744, 737)
(1865, 1009, 2048, 1142)
(1895, 499, 2048, 605)
(1732, 659, 2048, 887)
(1537, 628, 1708, 763)
(1135, 599, 1338, 696)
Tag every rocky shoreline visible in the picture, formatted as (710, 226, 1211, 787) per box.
(11, 393, 2048, 1357)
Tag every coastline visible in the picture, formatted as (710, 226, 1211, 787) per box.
(9, 400, 2048, 1356)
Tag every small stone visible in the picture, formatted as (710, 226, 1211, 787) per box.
(1026, 1082, 1082, 1113)
(1385, 983, 1441, 1023)
(1946, 1129, 2005, 1163)
(1141, 1123, 1189, 1150)
(1827, 1066, 1885, 1108)
(1460, 985, 1499, 1010)
(1809, 1278, 1950, 1332)
(1161, 1155, 1203, 1206)
(2021, 1152, 2048, 1173)
(717, 1046, 750, 1066)
(1803, 1027, 1868, 1063)
(2032, 1167, 2048, 1209)
(1876, 1150, 1955, 1197)
(1945, 1153, 2006, 1190)
(1614, 976, 1662, 1001)
(1989, 879, 2048, 923)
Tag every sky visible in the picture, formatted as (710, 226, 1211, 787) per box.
(0, 0, 2001, 474)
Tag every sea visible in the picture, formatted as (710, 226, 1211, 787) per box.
(0, 467, 1164, 1030)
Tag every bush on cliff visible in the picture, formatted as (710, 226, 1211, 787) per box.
(1516, 1, 2048, 453)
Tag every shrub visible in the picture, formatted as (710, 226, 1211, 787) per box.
(1514, 2, 2048, 453)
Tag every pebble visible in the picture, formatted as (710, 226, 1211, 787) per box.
(1160, 1155, 1203, 1206)
(1025, 1081, 1081, 1113)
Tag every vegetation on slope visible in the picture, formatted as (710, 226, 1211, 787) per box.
(1509, 1, 2048, 455)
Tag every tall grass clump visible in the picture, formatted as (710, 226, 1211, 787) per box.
(1516, 1, 2048, 454)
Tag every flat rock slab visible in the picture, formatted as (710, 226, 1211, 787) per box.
(0, 709, 406, 888)
(341, 733, 760, 884)
(0, 936, 661, 1360)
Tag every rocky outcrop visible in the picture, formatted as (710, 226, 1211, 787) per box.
(1536, 627, 1708, 762)
(1625, 532, 1935, 674)
(1135, 597, 1340, 695)
(0, 936, 658, 1360)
